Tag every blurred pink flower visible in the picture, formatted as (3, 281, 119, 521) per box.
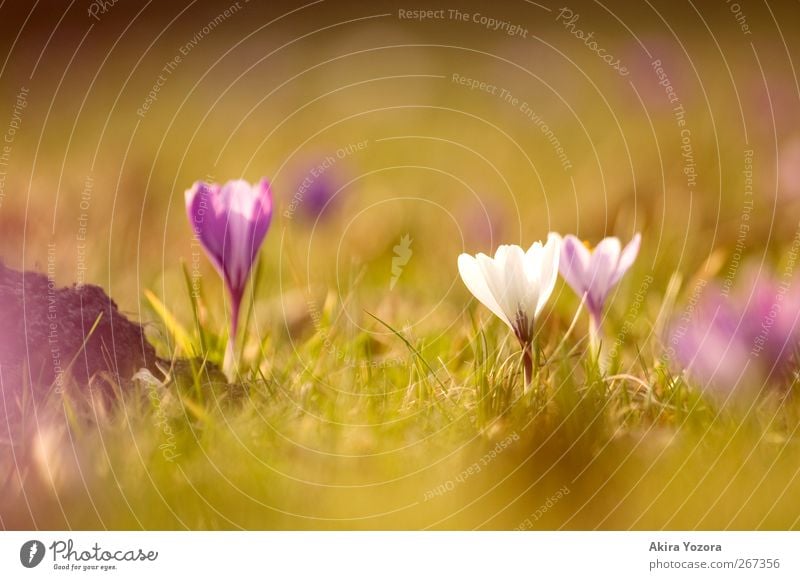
(669, 268, 800, 397)
(185, 178, 273, 375)
(670, 293, 753, 393)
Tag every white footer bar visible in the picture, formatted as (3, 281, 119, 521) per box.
(1, 532, 797, 578)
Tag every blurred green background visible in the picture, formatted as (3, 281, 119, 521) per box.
(1, 0, 800, 530)
(2, 0, 797, 317)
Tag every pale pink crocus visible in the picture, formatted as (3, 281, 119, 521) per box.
(559, 233, 641, 355)
(185, 178, 273, 379)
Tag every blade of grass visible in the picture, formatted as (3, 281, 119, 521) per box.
(47, 312, 104, 395)
(179, 393, 211, 425)
(182, 260, 207, 354)
(144, 289, 195, 357)
(365, 310, 452, 420)
(238, 255, 265, 374)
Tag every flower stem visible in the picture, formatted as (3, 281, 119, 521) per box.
(222, 339, 236, 382)
(522, 341, 533, 388)
(589, 313, 601, 361)
(223, 295, 241, 383)
(588, 313, 610, 375)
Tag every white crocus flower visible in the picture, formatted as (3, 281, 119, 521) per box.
(457, 233, 562, 384)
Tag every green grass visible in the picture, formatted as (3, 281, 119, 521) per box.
(3, 257, 800, 530)
(2, 30, 800, 530)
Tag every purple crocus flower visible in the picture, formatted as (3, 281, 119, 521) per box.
(185, 178, 273, 376)
(559, 233, 641, 353)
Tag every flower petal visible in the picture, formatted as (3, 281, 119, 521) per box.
(457, 253, 512, 329)
(585, 236, 621, 312)
(610, 233, 641, 287)
(534, 233, 562, 318)
(249, 179, 272, 263)
(478, 247, 515, 322)
(186, 178, 272, 303)
(495, 244, 529, 320)
(186, 181, 226, 275)
(559, 234, 591, 297)
(459, 238, 562, 338)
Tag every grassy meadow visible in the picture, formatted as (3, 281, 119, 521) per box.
(1, 0, 800, 530)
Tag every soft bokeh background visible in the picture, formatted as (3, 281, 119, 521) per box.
(2, 0, 800, 529)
